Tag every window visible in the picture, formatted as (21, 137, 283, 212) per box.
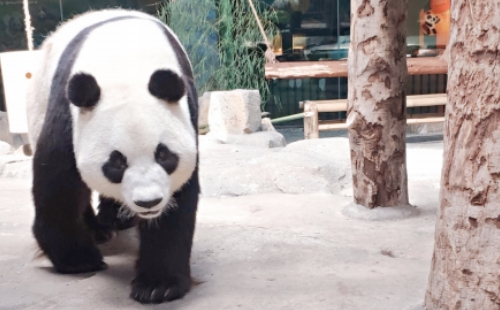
(270, 0, 350, 61)
(269, 0, 450, 62)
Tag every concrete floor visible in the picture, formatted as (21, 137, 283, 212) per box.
(0, 137, 443, 310)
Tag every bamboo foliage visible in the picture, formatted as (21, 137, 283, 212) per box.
(158, 0, 278, 106)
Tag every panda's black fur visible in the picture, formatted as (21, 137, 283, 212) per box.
(27, 10, 199, 304)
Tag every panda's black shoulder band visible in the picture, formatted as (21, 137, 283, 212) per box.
(67, 73, 101, 108)
(148, 69, 186, 103)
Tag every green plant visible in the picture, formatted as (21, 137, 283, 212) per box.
(158, 0, 278, 108)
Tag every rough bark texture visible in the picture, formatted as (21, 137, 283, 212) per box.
(347, 0, 409, 208)
(425, 1, 500, 309)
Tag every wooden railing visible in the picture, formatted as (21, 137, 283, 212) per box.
(302, 93, 447, 139)
(265, 57, 448, 79)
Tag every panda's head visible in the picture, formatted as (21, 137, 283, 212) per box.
(67, 69, 196, 219)
(425, 11, 440, 25)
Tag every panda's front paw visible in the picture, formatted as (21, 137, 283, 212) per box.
(130, 275, 191, 304)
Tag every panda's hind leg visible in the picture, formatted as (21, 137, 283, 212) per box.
(32, 147, 107, 274)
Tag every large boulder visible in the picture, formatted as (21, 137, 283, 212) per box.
(208, 89, 262, 141)
(199, 137, 353, 197)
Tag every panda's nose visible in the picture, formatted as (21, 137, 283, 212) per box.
(134, 198, 162, 209)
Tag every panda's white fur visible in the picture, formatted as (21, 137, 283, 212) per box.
(27, 9, 196, 218)
(28, 9, 162, 148)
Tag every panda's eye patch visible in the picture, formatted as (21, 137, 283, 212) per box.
(148, 69, 186, 103)
(155, 143, 179, 175)
(102, 150, 128, 184)
(67, 72, 101, 108)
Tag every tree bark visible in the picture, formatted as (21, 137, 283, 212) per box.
(425, 0, 500, 309)
(347, 0, 409, 208)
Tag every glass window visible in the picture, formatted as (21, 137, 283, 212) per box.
(0, 0, 162, 51)
(0, 0, 30, 52)
(269, 0, 450, 61)
(270, 0, 350, 61)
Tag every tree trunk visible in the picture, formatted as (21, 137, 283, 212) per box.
(425, 0, 500, 308)
(347, 0, 409, 208)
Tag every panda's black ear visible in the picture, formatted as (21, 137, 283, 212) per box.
(67, 73, 101, 108)
(148, 69, 186, 103)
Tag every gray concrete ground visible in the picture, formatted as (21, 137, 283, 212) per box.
(0, 134, 443, 310)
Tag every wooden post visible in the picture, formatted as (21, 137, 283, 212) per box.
(303, 101, 319, 139)
(310, 101, 319, 139)
(425, 0, 500, 308)
(303, 103, 312, 139)
(347, 0, 409, 209)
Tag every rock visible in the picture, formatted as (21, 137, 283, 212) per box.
(202, 132, 224, 144)
(0, 112, 12, 145)
(199, 137, 353, 197)
(0, 141, 13, 155)
(0, 155, 32, 179)
(208, 89, 262, 140)
(204, 130, 286, 148)
(0, 112, 28, 149)
(198, 91, 211, 129)
(225, 131, 286, 148)
(260, 117, 275, 131)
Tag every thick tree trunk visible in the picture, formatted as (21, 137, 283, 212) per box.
(425, 1, 500, 309)
(347, 0, 409, 208)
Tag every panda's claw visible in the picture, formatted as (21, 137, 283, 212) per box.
(130, 277, 189, 304)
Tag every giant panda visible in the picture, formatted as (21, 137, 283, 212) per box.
(25, 9, 199, 304)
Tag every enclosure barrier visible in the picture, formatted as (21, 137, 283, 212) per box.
(301, 93, 447, 139)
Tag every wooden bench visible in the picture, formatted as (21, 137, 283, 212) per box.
(301, 93, 447, 139)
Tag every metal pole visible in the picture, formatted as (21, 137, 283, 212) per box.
(336, 0, 341, 99)
(59, 0, 64, 22)
(271, 112, 305, 124)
